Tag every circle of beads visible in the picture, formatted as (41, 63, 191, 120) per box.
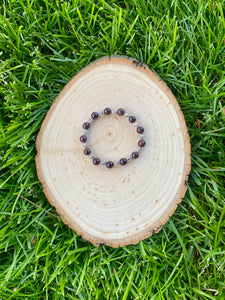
(80, 108, 146, 168)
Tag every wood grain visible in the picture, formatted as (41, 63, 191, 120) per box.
(36, 56, 191, 247)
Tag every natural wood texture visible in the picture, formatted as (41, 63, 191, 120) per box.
(36, 56, 191, 247)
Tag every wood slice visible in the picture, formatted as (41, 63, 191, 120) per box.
(36, 56, 191, 247)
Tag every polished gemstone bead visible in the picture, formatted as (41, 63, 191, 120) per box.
(132, 151, 139, 159)
(117, 108, 125, 116)
(129, 116, 136, 123)
(138, 139, 145, 147)
(104, 107, 111, 115)
(93, 158, 100, 165)
(106, 161, 114, 168)
(120, 158, 127, 165)
(91, 112, 99, 119)
(80, 135, 87, 143)
(137, 126, 144, 134)
(83, 148, 91, 155)
(83, 122, 90, 129)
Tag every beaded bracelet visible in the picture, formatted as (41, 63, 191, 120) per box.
(80, 108, 145, 168)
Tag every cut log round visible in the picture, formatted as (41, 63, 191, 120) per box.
(36, 56, 191, 247)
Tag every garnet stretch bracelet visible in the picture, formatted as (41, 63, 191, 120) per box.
(80, 108, 145, 168)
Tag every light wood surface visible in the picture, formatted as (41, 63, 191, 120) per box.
(36, 56, 191, 247)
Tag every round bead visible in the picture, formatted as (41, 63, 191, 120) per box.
(83, 148, 91, 155)
(93, 158, 100, 165)
(80, 135, 87, 143)
(129, 116, 136, 123)
(137, 126, 144, 134)
(138, 139, 145, 147)
(91, 112, 99, 119)
(106, 161, 114, 168)
(132, 151, 139, 159)
(120, 158, 127, 165)
(104, 107, 111, 115)
(117, 108, 125, 116)
(83, 122, 90, 130)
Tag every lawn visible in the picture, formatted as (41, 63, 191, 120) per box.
(0, 0, 225, 299)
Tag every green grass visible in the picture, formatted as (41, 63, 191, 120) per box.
(0, 0, 225, 299)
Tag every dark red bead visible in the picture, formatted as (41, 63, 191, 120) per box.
(80, 135, 87, 143)
(83, 122, 90, 129)
(106, 161, 114, 168)
(117, 108, 125, 116)
(104, 107, 111, 115)
(137, 126, 144, 134)
(83, 148, 91, 155)
(129, 116, 136, 123)
(91, 112, 98, 119)
(138, 139, 145, 147)
(120, 158, 127, 165)
(132, 151, 139, 159)
(93, 158, 100, 165)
